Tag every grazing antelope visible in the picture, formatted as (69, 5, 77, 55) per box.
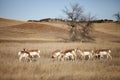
(77, 49, 93, 60)
(60, 49, 77, 61)
(93, 49, 112, 60)
(18, 50, 32, 62)
(51, 49, 62, 61)
(27, 49, 40, 58)
(18, 49, 40, 62)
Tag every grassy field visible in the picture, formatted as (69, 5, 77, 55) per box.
(0, 18, 120, 80)
(0, 42, 120, 80)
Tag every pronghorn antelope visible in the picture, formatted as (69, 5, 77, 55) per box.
(18, 49, 40, 62)
(51, 49, 62, 61)
(77, 49, 93, 60)
(93, 49, 112, 60)
(60, 49, 77, 61)
(18, 50, 32, 62)
(27, 49, 40, 58)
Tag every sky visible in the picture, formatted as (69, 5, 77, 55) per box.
(0, 0, 120, 21)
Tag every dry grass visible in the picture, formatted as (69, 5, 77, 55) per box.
(0, 19, 120, 80)
(94, 23, 120, 37)
(0, 18, 24, 27)
(0, 22, 69, 40)
(0, 42, 120, 80)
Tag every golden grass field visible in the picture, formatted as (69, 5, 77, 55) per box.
(0, 18, 120, 80)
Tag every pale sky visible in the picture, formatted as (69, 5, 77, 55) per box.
(0, 0, 120, 21)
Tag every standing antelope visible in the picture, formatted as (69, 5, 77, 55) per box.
(77, 49, 93, 60)
(60, 49, 77, 61)
(93, 49, 112, 60)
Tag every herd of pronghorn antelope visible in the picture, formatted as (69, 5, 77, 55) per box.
(18, 48, 112, 62)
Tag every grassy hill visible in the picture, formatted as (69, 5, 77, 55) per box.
(0, 18, 120, 80)
(0, 18, 25, 27)
(0, 19, 69, 42)
(0, 18, 120, 43)
(94, 23, 120, 37)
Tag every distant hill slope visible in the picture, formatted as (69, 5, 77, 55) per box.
(94, 23, 120, 37)
(0, 18, 25, 27)
(0, 18, 119, 42)
(0, 22, 69, 41)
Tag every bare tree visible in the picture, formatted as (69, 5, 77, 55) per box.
(114, 12, 120, 23)
(79, 14, 95, 42)
(80, 21, 94, 42)
(63, 3, 83, 41)
(63, 3, 95, 42)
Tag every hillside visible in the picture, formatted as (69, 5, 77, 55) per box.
(93, 23, 120, 43)
(0, 18, 25, 27)
(0, 18, 120, 42)
(94, 23, 120, 37)
(0, 20, 69, 41)
(0, 18, 120, 80)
